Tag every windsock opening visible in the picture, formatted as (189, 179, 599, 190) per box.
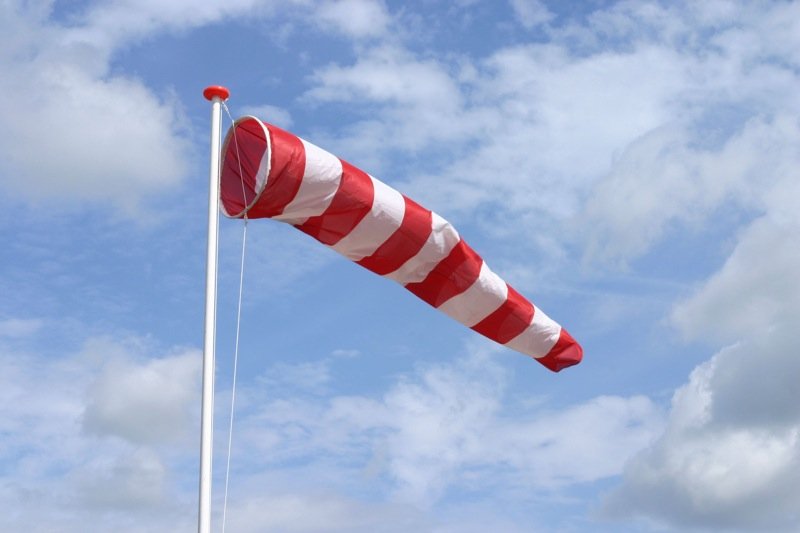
(220, 116, 270, 218)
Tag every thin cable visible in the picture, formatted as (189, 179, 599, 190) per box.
(221, 218, 247, 533)
(221, 102, 249, 533)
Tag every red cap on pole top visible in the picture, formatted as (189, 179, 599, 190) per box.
(203, 85, 230, 101)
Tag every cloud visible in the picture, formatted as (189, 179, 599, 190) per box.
(671, 173, 800, 343)
(0, 318, 43, 338)
(383, 370, 662, 503)
(572, 1, 800, 265)
(581, 116, 798, 265)
(72, 0, 278, 50)
(0, 1, 191, 214)
(239, 104, 294, 130)
(82, 339, 201, 444)
(0, 328, 660, 531)
(602, 114, 800, 530)
(74, 448, 168, 510)
(315, 0, 391, 39)
(257, 359, 333, 394)
(603, 326, 800, 531)
(331, 348, 361, 359)
(304, 44, 467, 168)
(0, 0, 395, 215)
(230, 350, 663, 508)
(298, 9, 694, 259)
(223, 492, 427, 533)
(296, 0, 800, 281)
(509, 0, 554, 29)
(0, 334, 200, 531)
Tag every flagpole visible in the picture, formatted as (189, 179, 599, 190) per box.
(199, 85, 230, 533)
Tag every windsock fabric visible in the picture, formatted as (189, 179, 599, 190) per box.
(219, 117, 582, 372)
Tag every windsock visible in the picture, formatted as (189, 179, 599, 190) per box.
(219, 117, 582, 372)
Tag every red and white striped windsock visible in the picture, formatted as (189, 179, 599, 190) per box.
(219, 117, 582, 372)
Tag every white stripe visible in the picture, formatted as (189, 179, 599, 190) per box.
(385, 212, 460, 284)
(330, 176, 405, 261)
(253, 119, 271, 194)
(436, 262, 508, 327)
(504, 307, 561, 358)
(273, 139, 342, 224)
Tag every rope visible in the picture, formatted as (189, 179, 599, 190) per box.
(221, 217, 247, 533)
(221, 102, 248, 533)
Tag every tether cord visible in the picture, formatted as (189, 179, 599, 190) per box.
(221, 218, 247, 533)
(221, 102, 248, 533)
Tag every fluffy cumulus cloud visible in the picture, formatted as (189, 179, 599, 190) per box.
(296, 3, 695, 260)
(604, 329, 800, 531)
(581, 4, 800, 527)
(604, 152, 800, 529)
(315, 0, 391, 39)
(0, 0, 391, 214)
(227, 351, 663, 514)
(82, 339, 201, 444)
(671, 171, 800, 344)
(583, 116, 799, 265)
(0, 318, 43, 338)
(299, 0, 800, 269)
(0, 327, 660, 531)
(222, 492, 428, 533)
(0, 334, 200, 531)
(578, 1, 800, 262)
(0, 1, 191, 214)
(509, 0, 553, 29)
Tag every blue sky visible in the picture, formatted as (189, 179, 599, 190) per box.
(1, 0, 799, 531)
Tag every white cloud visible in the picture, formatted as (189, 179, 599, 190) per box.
(258, 359, 332, 394)
(0, 1, 190, 214)
(385, 377, 662, 503)
(82, 339, 201, 444)
(316, 0, 391, 39)
(297, 0, 800, 277)
(509, 0, 553, 29)
(0, 318, 43, 338)
(0, 333, 655, 531)
(223, 492, 427, 533)
(330, 348, 361, 359)
(230, 350, 663, 508)
(0, 0, 397, 215)
(603, 117, 800, 528)
(239, 103, 294, 130)
(304, 44, 467, 165)
(0, 335, 200, 531)
(309, 46, 460, 107)
(671, 175, 800, 343)
(72, 0, 279, 50)
(299, 15, 693, 256)
(75, 448, 168, 510)
(581, 116, 800, 265)
(604, 327, 800, 531)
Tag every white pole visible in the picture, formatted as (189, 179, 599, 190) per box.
(199, 85, 230, 533)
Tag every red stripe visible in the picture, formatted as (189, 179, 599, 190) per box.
(405, 240, 482, 308)
(470, 285, 533, 344)
(247, 124, 306, 219)
(220, 119, 264, 217)
(357, 196, 433, 275)
(536, 328, 583, 372)
(296, 160, 374, 245)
